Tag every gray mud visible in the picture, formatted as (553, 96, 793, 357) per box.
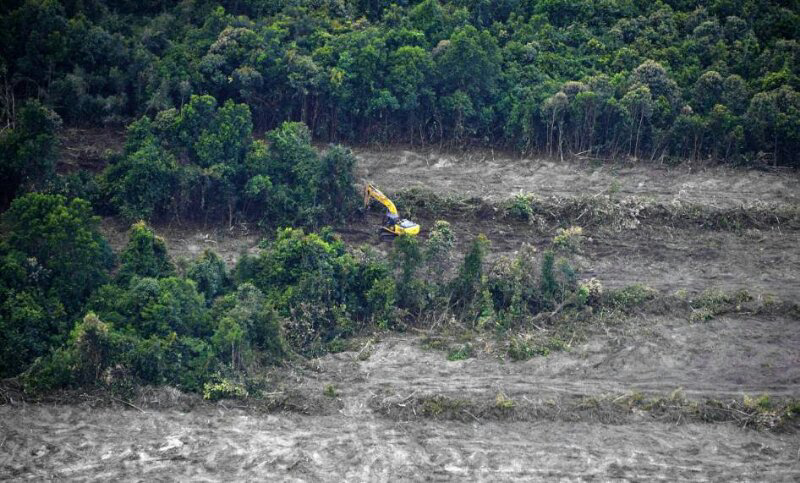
(2, 403, 798, 480)
(353, 146, 800, 207)
(3, 312, 800, 480)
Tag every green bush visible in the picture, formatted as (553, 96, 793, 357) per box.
(117, 221, 175, 284)
(606, 284, 657, 311)
(0, 101, 61, 207)
(0, 193, 112, 376)
(188, 249, 231, 304)
(203, 378, 249, 401)
(505, 195, 533, 221)
(451, 234, 489, 315)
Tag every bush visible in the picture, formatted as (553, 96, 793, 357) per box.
(70, 312, 113, 385)
(392, 234, 425, 311)
(0, 193, 112, 376)
(117, 221, 174, 284)
(505, 195, 533, 221)
(0, 100, 61, 207)
(606, 284, 657, 311)
(203, 378, 249, 400)
(553, 226, 583, 252)
(21, 348, 74, 394)
(451, 234, 489, 314)
(424, 220, 456, 284)
(188, 250, 231, 304)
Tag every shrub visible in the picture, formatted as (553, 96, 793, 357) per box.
(203, 378, 249, 400)
(117, 221, 174, 284)
(505, 194, 533, 221)
(495, 391, 515, 410)
(187, 249, 231, 304)
(606, 284, 657, 310)
(0, 100, 61, 207)
(70, 312, 113, 385)
(553, 226, 583, 252)
(392, 234, 424, 311)
(451, 234, 489, 314)
(447, 343, 473, 361)
(21, 348, 74, 394)
(424, 220, 456, 284)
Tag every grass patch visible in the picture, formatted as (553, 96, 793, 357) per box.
(447, 343, 474, 361)
(507, 334, 569, 361)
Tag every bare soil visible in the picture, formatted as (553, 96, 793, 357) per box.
(2, 312, 800, 479)
(6, 144, 798, 479)
(352, 146, 800, 207)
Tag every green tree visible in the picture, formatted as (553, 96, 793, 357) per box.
(0, 100, 61, 207)
(117, 221, 175, 284)
(2, 193, 111, 309)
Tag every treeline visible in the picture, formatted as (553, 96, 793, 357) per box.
(0, 191, 588, 396)
(2, 0, 799, 165)
(1, 94, 358, 224)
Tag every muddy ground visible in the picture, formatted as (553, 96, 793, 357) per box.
(2, 312, 800, 480)
(3, 144, 799, 479)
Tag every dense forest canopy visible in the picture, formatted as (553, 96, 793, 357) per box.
(1, 0, 799, 165)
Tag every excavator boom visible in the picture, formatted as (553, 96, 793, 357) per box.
(364, 184, 398, 215)
(363, 183, 420, 239)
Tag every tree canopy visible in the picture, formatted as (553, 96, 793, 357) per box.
(1, 0, 798, 165)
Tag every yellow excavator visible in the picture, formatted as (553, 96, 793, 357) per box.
(364, 183, 420, 240)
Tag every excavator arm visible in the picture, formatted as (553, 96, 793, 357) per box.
(364, 183, 398, 215)
(363, 183, 420, 238)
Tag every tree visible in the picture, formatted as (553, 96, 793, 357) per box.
(621, 85, 654, 158)
(0, 193, 112, 376)
(315, 146, 360, 224)
(103, 119, 177, 221)
(117, 221, 174, 284)
(2, 193, 112, 309)
(693, 70, 724, 113)
(188, 249, 231, 304)
(746, 86, 800, 166)
(0, 100, 61, 207)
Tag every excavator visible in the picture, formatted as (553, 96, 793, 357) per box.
(363, 183, 420, 241)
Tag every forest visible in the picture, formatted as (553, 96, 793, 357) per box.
(1, 0, 798, 167)
(0, 0, 799, 397)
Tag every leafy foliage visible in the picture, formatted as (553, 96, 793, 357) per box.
(3, 1, 798, 165)
(0, 193, 112, 376)
(0, 101, 62, 207)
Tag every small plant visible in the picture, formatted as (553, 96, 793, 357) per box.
(495, 391, 515, 410)
(689, 308, 714, 323)
(744, 394, 772, 411)
(447, 344, 473, 361)
(203, 378, 248, 400)
(421, 395, 465, 417)
(507, 334, 568, 361)
(553, 226, 583, 252)
(578, 278, 603, 306)
(506, 194, 534, 221)
(607, 284, 657, 310)
(323, 384, 337, 398)
(608, 179, 622, 199)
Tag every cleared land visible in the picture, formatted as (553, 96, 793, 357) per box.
(3, 146, 800, 480)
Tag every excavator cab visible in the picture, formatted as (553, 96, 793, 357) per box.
(364, 183, 420, 239)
